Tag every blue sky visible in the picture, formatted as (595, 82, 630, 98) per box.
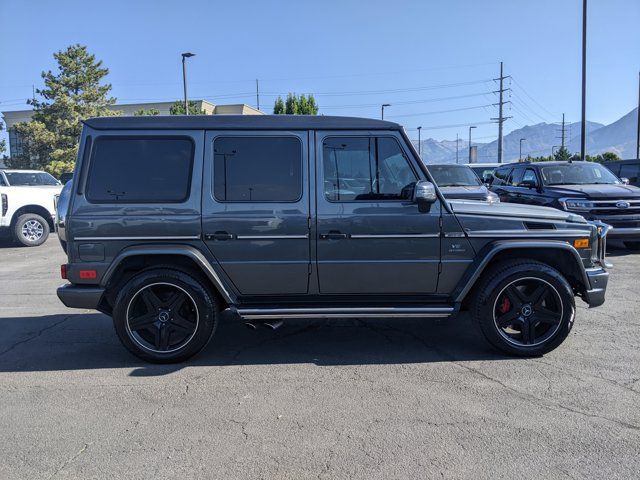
(1, 0, 638, 148)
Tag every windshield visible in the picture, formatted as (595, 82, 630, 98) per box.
(540, 163, 621, 186)
(4, 171, 60, 186)
(428, 165, 482, 187)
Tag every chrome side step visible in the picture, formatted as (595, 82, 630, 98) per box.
(236, 306, 455, 320)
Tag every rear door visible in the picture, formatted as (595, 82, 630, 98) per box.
(201, 131, 311, 295)
(315, 131, 441, 294)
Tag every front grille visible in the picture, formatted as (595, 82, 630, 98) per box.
(586, 199, 640, 215)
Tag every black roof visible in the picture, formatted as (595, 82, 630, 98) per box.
(502, 161, 605, 168)
(84, 115, 401, 131)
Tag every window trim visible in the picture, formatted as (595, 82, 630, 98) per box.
(321, 135, 419, 204)
(211, 134, 304, 204)
(85, 135, 195, 205)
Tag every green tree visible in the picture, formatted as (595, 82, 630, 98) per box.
(554, 146, 572, 161)
(274, 93, 319, 115)
(273, 96, 285, 114)
(0, 121, 6, 159)
(134, 108, 160, 116)
(8, 44, 116, 176)
(169, 101, 206, 115)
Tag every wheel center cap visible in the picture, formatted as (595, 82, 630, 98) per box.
(521, 304, 533, 317)
(158, 310, 171, 323)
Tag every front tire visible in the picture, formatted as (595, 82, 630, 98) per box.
(14, 213, 50, 247)
(112, 268, 219, 363)
(471, 260, 575, 357)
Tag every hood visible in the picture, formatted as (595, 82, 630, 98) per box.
(448, 199, 586, 223)
(439, 185, 490, 201)
(547, 183, 640, 199)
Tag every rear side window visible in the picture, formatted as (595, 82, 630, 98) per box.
(86, 137, 194, 203)
(213, 136, 302, 202)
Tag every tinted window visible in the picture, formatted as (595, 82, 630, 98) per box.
(509, 167, 525, 186)
(522, 168, 538, 185)
(86, 137, 194, 203)
(323, 136, 417, 201)
(492, 167, 512, 185)
(619, 163, 640, 185)
(213, 136, 302, 202)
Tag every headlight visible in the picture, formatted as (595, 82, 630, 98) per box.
(559, 198, 594, 211)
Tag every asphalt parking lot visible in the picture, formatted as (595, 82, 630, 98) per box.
(0, 238, 639, 479)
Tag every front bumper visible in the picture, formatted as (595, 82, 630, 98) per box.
(606, 226, 640, 240)
(583, 267, 609, 308)
(57, 283, 105, 310)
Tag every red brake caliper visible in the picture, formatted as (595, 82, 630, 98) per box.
(498, 295, 511, 314)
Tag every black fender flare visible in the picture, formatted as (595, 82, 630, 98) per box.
(100, 244, 236, 305)
(453, 240, 591, 303)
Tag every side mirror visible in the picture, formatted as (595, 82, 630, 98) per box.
(518, 179, 538, 189)
(620, 177, 630, 185)
(413, 180, 437, 213)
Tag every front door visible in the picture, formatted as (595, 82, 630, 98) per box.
(202, 131, 311, 295)
(315, 131, 441, 294)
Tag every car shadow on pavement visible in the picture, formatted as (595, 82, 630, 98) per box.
(0, 312, 511, 375)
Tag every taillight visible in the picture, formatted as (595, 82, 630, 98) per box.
(1, 194, 7, 217)
(60, 264, 68, 279)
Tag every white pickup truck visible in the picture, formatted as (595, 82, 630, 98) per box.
(0, 169, 63, 246)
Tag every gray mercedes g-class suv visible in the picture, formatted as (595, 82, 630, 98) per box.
(56, 115, 610, 363)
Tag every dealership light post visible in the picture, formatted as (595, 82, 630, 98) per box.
(580, 0, 587, 161)
(468, 125, 476, 163)
(519, 138, 526, 161)
(417, 126, 422, 156)
(181, 52, 195, 115)
(381, 104, 391, 120)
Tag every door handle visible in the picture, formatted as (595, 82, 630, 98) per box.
(205, 231, 233, 241)
(319, 230, 348, 240)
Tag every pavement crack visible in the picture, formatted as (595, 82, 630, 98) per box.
(48, 442, 91, 479)
(0, 315, 72, 358)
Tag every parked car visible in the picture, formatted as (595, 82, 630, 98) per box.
(0, 169, 63, 246)
(427, 164, 499, 202)
(57, 115, 609, 363)
(603, 159, 640, 187)
(467, 162, 516, 184)
(488, 160, 640, 249)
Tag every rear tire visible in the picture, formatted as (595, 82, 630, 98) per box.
(470, 260, 575, 357)
(14, 213, 49, 247)
(112, 268, 219, 363)
(623, 241, 640, 250)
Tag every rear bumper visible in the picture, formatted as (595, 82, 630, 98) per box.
(583, 267, 609, 308)
(57, 283, 105, 310)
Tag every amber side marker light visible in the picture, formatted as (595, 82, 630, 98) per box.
(574, 238, 590, 249)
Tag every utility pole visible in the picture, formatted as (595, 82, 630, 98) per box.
(580, 0, 587, 161)
(256, 79, 260, 111)
(417, 126, 422, 156)
(491, 62, 511, 163)
(636, 71, 640, 160)
(468, 125, 476, 163)
(456, 133, 459, 164)
(519, 138, 526, 161)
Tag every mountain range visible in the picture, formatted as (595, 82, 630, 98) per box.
(419, 107, 639, 164)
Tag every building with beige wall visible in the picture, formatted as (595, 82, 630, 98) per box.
(1, 100, 263, 161)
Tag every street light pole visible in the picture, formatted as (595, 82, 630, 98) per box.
(468, 125, 476, 163)
(417, 126, 422, 156)
(181, 52, 195, 115)
(456, 133, 459, 164)
(519, 138, 526, 161)
(580, 0, 587, 161)
(381, 104, 391, 120)
(636, 70, 640, 160)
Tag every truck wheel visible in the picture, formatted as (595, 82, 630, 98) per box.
(623, 241, 640, 250)
(471, 260, 575, 357)
(14, 213, 50, 247)
(112, 268, 219, 363)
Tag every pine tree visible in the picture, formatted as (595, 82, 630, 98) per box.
(285, 93, 299, 114)
(273, 96, 285, 114)
(274, 93, 319, 115)
(9, 45, 116, 176)
(134, 108, 160, 116)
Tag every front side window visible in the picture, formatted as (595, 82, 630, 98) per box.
(619, 164, 640, 184)
(492, 167, 512, 185)
(213, 136, 302, 202)
(509, 167, 525, 186)
(522, 169, 538, 185)
(323, 136, 417, 201)
(86, 137, 194, 203)
(4, 171, 60, 186)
